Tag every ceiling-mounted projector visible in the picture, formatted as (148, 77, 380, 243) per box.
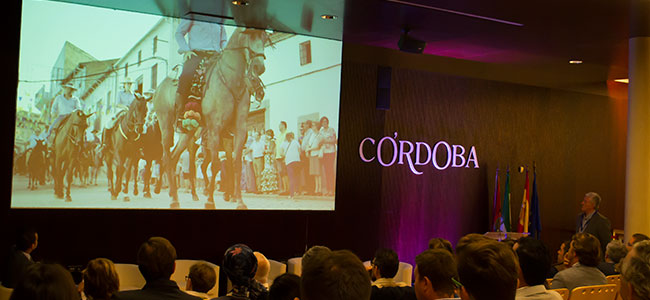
(398, 29, 426, 54)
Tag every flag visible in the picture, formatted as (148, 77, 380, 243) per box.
(502, 169, 511, 232)
(529, 167, 542, 238)
(492, 168, 502, 232)
(518, 168, 530, 233)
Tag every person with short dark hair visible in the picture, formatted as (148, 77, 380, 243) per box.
(550, 233, 607, 291)
(10, 263, 80, 300)
(116, 237, 200, 300)
(301, 246, 331, 274)
(626, 233, 650, 251)
(620, 240, 650, 300)
(217, 244, 267, 300)
(598, 240, 628, 276)
(457, 239, 518, 300)
(301, 250, 371, 300)
(455, 234, 490, 256)
(185, 262, 216, 300)
(513, 238, 562, 300)
(269, 273, 300, 300)
(413, 249, 458, 300)
(370, 249, 414, 300)
(427, 238, 453, 253)
(547, 240, 570, 278)
(576, 192, 612, 258)
(83, 258, 120, 300)
(2, 229, 38, 288)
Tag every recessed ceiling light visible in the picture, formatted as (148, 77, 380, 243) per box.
(321, 14, 337, 20)
(231, 0, 249, 6)
(569, 60, 583, 64)
(614, 78, 629, 84)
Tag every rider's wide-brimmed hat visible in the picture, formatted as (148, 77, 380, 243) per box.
(121, 77, 135, 84)
(61, 82, 78, 90)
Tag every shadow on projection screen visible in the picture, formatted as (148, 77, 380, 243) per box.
(12, 0, 340, 210)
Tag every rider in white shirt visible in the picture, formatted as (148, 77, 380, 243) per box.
(47, 83, 81, 145)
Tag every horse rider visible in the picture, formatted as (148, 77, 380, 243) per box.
(175, 16, 227, 131)
(27, 126, 46, 150)
(101, 77, 136, 152)
(143, 88, 157, 134)
(46, 82, 81, 147)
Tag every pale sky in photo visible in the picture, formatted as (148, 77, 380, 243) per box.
(18, 0, 162, 98)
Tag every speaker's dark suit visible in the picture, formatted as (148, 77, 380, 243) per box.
(115, 279, 201, 300)
(576, 211, 612, 258)
(1, 246, 34, 288)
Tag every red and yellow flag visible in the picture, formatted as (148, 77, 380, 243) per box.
(517, 168, 530, 233)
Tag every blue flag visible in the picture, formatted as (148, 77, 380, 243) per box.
(529, 168, 542, 238)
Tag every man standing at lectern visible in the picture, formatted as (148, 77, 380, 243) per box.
(576, 192, 612, 258)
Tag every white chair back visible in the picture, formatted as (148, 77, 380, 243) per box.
(171, 259, 220, 297)
(0, 285, 13, 300)
(287, 257, 302, 276)
(114, 263, 146, 291)
(268, 259, 287, 285)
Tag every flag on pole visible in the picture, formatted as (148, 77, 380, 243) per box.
(492, 168, 502, 232)
(529, 166, 542, 238)
(518, 168, 530, 233)
(502, 169, 511, 232)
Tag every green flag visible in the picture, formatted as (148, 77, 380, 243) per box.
(502, 169, 511, 232)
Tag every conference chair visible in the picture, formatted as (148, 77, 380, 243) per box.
(363, 261, 414, 285)
(287, 257, 302, 276)
(114, 263, 146, 291)
(171, 259, 220, 297)
(606, 275, 621, 300)
(0, 286, 12, 300)
(570, 284, 617, 300)
(550, 288, 569, 300)
(268, 259, 287, 285)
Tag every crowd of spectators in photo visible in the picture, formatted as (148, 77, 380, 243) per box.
(2, 227, 649, 300)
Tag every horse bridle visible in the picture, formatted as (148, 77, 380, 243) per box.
(219, 30, 268, 101)
(120, 106, 143, 142)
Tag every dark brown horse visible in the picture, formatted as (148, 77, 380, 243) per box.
(153, 28, 269, 209)
(104, 96, 148, 201)
(52, 110, 92, 201)
(27, 139, 46, 190)
(139, 120, 163, 198)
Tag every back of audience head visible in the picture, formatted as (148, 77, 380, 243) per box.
(457, 239, 519, 300)
(16, 228, 38, 253)
(455, 233, 490, 255)
(222, 244, 257, 288)
(83, 258, 119, 300)
(10, 263, 80, 300)
(414, 249, 457, 300)
(428, 238, 453, 253)
(605, 240, 628, 264)
(569, 233, 601, 267)
(137, 237, 177, 281)
(301, 249, 371, 300)
(627, 233, 650, 251)
(254, 251, 271, 287)
(514, 237, 550, 287)
(187, 262, 216, 294)
(269, 273, 301, 300)
(301, 245, 331, 273)
(620, 240, 650, 300)
(372, 248, 399, 280)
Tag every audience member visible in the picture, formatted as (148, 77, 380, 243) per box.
(9, 263, 80, 300)
(626, 233, 650, 251)
(413, 249, 458, 300)
(427, 238, 453, 253)
(550, 233, 606, 291)
(597, 240, 627, 276)
(619, 240, 650, 300)
(576, 192, 612, 257)
(513, 238, 562, 300)
(301, 250, 371, 300)
(269, 273, 300, 300)
(254, 252, 271, 289)
(455, 234, 490, 256)
(83, 258, 120, 300)
(116, 237, 200, 300)
(185, 262, 216, 300)
(218, 244, 267, 300)
(2, 228, 38, 288)
(457, 239, 518, 300)
(370, 248, 406, 287)
(547, 240, 570, 278)
(301, 246, 331, 273)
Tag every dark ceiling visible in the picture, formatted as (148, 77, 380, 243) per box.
(52, 0, 630, 90)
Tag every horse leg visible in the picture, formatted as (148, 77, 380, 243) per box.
(133, 159, 139, 196)
(65, 161, 72, 202)
(168, 134, 190, 206)
(154, 160, 162, 194)
(122, 161, 131, 194)
(201, 151, 211, 196)
(188, 140, 199, 201)
(144, 160, 152, 198)
(54, 159, 64, 199)
(223, 149, 233, 202)
(232, 100, 250, 209)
